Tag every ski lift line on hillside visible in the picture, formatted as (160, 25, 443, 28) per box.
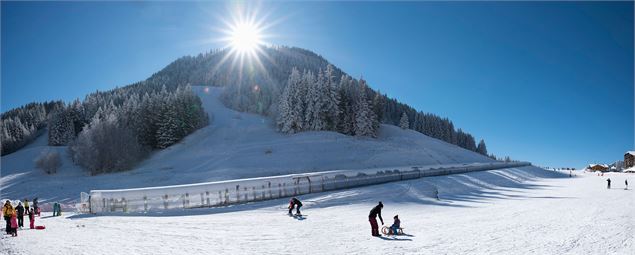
(79, 161, 531, 214)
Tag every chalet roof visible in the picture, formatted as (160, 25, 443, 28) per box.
(588, 164, 609, 168)
(626, 151, 635, 156)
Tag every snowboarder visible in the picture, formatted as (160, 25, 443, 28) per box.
(16, 202, 24, 228)
(288, 197, 302, 215)
(625, 179, 629, 190)
(369, 201, 384, 237)
(3, 200, 14, 234)
(607, 178, 611, 189)
(390, 215, 401, 235)
(9, 212, 18, 237)
(28, 208, 35, 229)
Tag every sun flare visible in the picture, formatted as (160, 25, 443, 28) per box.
(229, 21, 262, 54)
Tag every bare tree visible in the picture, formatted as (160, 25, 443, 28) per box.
(35, 150, 62, 174)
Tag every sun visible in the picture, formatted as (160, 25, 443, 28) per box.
(229, 21, 263, 54)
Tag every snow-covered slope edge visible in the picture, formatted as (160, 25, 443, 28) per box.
(1, 86, 495, 203)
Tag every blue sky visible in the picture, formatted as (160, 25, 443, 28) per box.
(2, 1, 633, 168)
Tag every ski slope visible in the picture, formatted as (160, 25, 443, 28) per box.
(1, 86, 492, 203)
(1, 167, 632, 254)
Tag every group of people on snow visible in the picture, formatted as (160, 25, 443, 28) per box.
(289, 197, 403, 237)
(367, 201, 402, 237)
(2, 198, 41, 237)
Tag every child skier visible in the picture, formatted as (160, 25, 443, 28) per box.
(288, 197, 302, 215)
(390, 215, 401, 235)
(28, 208, 35, 229)
(10, 211, 18, 236)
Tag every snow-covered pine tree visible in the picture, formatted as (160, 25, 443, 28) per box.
(399, 112, 409, 129)
(372, 92, 385, 124)
(354, 79, 377, 137)
(282, 68, 304, 133)
(324, 64, 340, 130)
(277, 79, 294, 133)
(304, 70, 323, 130)
(476, 139, 488, 155)
(48, 108, 76, 146)
(156, 97, 181, 149)
(277, 68, 302, 133)
(337, 75, 354, 135)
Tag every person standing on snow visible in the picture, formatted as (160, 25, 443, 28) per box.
(9, 211, 18, 237)
(625, 179, 629, 190)
(53, 202, 59, 216)
(16, 202, 24, 228)
(23, 199, 29, 213)
(3, 200, 14, 234)
(288, 197, 303, 215)
(369, 201, 384, 237)
(33, 198, 39, 216)
(28, 208, 35, 229)
(607, 178, 611, 189)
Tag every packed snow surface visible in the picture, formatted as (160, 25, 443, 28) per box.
(1, 87, 491, 203)
(1, 167, 632, 254)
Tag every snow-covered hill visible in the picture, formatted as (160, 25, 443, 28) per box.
(2, 168, 632, 254)
(1, 86, 492, 203)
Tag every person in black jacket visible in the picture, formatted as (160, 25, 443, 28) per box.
(369, 201, 384, 237)
(15, 202, 24, 228)
(33, 198, 39, 216)
(288, 197, 302, 215)
(607, 178, 611, 189)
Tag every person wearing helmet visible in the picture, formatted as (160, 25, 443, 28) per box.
(288, 197, 302, 215)
(369, 201, 384, 237)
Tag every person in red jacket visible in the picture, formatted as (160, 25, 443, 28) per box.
(369, 201, 384, 237)
(10, 211, 18, 236)
(28, 208, 35, 229)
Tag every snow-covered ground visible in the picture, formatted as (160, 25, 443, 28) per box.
(2, 167, 632, 255)
(1, 87, 492, 203)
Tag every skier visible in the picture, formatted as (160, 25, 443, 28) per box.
(606, 178, 611, 189)
(626, 179, 629, 190)
(288, 197, 302, 215)
(390, 215, 401, 235)
(369, 201, 384, 237)
(16, 201, 24, 228)
(3, 200, 14, 234)
(28, 208, 35, 229)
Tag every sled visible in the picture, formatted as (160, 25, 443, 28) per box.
(35, 225, 45, 230)
(381, 226, 404, 235)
